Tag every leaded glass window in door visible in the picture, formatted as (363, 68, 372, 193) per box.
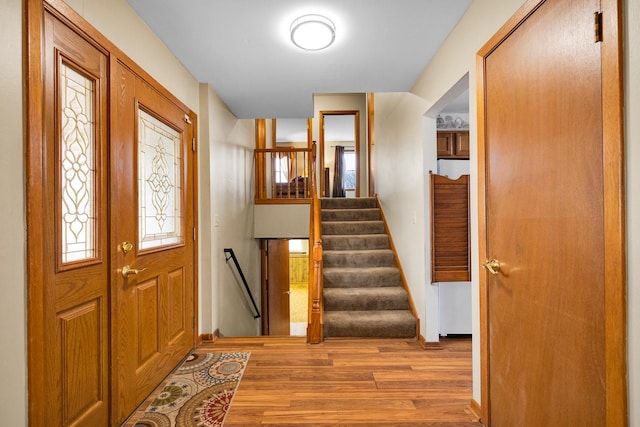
(138, 109, 183, 250)
(60, 63, 97, 263)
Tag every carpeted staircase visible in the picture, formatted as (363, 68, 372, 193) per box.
(321, 197, 417, 338)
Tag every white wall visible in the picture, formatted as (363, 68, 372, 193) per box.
(64, 0, 199, 109)
(0, 0, 26, 424)
(625, 0, 640, 424)
(254, 205, 310, 239)
(374, 92, 430, 339)
(200, 85, 260, 336)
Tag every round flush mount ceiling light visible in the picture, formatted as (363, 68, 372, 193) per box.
(290, 14, 336, 51)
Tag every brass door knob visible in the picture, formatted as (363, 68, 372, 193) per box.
(483, 259, 501, 275)
(121, 265, 147, 278)
(121, 241, 134, 255)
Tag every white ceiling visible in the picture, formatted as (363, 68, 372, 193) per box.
(126, 0, 472, 119)
(440, 89, 469, 114)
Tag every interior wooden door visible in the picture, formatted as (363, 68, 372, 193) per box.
(35, 9, 111, 426)
(110, 61, 196, 424)
(267, 240, 291, 335)
(481, 0, 609, 424)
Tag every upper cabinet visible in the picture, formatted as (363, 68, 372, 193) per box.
(437, 131, 469, 159)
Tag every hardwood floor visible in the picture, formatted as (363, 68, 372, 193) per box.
(125, 336, 481, 426)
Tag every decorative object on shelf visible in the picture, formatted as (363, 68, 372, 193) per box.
(436, 113, 469, 130)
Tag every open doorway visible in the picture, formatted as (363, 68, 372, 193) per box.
(261, 239, 309, 336)
(288, 239, 309, 336)
(422, 73, 472, 342)
(320, 111, 360, 198)
(434, 88, 471, 338)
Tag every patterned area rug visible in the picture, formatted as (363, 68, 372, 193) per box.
(133, 351, 250, 427)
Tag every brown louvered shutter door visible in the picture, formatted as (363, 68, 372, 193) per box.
(430, 174, 470, 282)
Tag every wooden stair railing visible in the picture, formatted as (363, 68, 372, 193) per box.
(254, 147, 313, 203)
(307, 141, 323, 343)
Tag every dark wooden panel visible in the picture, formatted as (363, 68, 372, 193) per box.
(430, 174, 470, 282)
(437, 131, 469, 159)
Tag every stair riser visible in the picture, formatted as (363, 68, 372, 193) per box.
(322, 235, 390, 251)
(322, 209, 381, 222)
(319, 197, 416, 339)
(323, 324, 415, 338)
(321, 198, 377, 209)
(322, 221, 385, 235)
(324, 251, 395, 268)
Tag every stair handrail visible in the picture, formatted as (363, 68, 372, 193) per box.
(307, 141, 323, 343)
(223, 248, 261, 319)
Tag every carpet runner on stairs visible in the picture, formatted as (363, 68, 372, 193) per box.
(321, 197, 417, 338)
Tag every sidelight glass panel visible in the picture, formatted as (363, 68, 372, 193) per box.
(60, 63, 96, 263)
(138, 109, 183, 250)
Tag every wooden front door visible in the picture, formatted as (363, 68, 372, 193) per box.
(110, 61, 196, 423)
(267, 240, 291, 335)
(478, 0, 625, 425)
(35, 10, 111, 425)
(28, 3, 197, 426)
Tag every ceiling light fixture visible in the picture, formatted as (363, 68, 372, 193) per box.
(290, 14, 336, 51)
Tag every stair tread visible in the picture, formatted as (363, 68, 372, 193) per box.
(324, 287, 406, 295)
(322, 208, 380, 212)
(319, 198, 414, 338)
(322, 234, 390, 251)
(323, 266, 400, 274)
(322, 220, 386, 236)
(324, 248, 393, 255)
(320, 197, 377, 209)
(322, 219, 384, 226)
(324, 287, 409, 311)
(324, 310, 415, 318)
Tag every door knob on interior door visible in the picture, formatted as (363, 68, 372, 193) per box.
(121, 264, 148, 278)
(483, 259, 501, 275)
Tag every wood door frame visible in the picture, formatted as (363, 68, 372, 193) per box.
(367, 93, 375, 197)
(25, 0, 199, 424)
(319, 110, 361, 197)
(476, 0, 626, 425)
(261, 239, 295, 335)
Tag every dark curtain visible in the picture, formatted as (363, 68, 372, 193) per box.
(332, 145, 345, 197)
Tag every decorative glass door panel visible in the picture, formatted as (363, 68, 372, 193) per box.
(137, 108, 183, 250)
(60, 62, 97, 264)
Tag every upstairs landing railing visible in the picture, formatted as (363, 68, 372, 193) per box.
(254, 147, 313, 203)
